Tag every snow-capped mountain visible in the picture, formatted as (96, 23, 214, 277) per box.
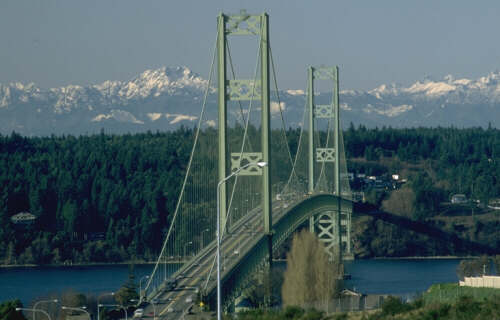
(0, 66, 499, 136)
(338, 71, 500, 127)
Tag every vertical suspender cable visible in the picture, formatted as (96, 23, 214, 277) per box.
(143, 25, 219, 294)
(204, 22, 264, 292)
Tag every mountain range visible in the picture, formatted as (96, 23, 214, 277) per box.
(1, 66, 499, 136)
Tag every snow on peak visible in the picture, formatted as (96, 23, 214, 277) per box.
(165, 113, 198, 124)
(147, 113, 163, 121)
(404, 80, 457, 97)
(368, 84, 399, 99)
(340, 103, 352, 111)
(363, 104, 413, 117)
(366, 70, 500, 101)
(93, 80, 122, 96)
(91, 109, 144, 124)
(271, 101, 285, 114)
(453, 78, 471, 86)
(118, 66, 209, 99)
(286, 89, 304, 96)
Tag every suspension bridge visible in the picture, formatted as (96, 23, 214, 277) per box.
(141, 10, 354, 317)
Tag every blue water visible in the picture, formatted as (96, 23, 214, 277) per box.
(0, 259, 461, 305)
(344, 259, 461, 297)
(0, 264, 154, 305)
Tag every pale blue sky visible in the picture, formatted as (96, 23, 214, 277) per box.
(1, 0, 500, 90)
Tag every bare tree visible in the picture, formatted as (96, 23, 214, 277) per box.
(493, 255, 500, 276)
(456, 256, 490, 280)
(60, 290, 87, 309)
(281, 230, 342, 308)
(244, 268, 283, 308)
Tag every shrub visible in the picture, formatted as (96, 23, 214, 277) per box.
(283, 306, 304, 319)
(0, 300, 26, 320)
(381, 296, 413, 316)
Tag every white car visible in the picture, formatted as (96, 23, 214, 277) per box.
(185, 295, 193, 303)
(133, 309, 144, 318)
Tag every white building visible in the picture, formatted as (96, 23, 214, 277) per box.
(451, 194, 467, 204)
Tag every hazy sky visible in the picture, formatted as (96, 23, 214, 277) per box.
(1, 1, 500, 91)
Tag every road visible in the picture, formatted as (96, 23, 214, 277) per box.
(140, 194, 305, 319)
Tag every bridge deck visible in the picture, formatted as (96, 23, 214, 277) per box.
(143, 193, 351, 318)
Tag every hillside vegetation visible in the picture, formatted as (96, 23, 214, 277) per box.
(0, 126, 499, 264)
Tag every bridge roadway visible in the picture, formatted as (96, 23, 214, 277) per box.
(141, 194, 308, 319)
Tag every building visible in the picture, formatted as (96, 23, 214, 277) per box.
(10, 212, 36, 225)
(459, 275, 500, 289)
(451, 194, 467, 204)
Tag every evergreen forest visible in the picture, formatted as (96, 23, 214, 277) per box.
(0, 125, 499, 264)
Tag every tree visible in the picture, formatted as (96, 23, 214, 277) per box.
(0, 300, 25, 320)
(456, 256, 490, 280)
(381, 187, 415, 218)
(410, 172, 444, 221)
(115, 265, 139, 306)
(281, 230, 342, 308)
(4, 242, 15, 265)
(244, 269, 283, 308)
(61, 290, 87, 308)
(493, 255, 500, 276)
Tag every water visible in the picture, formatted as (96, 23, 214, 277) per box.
(0, 259, 461, 305)
(344, 259, 461, 298)
(0, 264, 154, 305)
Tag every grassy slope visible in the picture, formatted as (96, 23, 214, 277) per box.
(422, 283, 500, 304)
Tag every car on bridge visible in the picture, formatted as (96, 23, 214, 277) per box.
(165, 278, 177, 291)
(133, 308, 144, 318)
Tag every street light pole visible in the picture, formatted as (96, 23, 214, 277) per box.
(97, 292, 114, 320)
(62, 306, 90, 320)
(33, 299, 58, 320)
(17, 308, 51, 320)
(217, 161, 267, 320)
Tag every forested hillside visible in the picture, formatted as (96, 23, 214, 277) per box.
(344, 125, 499, 216)
(0, 126, 499, 264)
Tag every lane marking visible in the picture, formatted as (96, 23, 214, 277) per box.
(153, 198, 298, 317)
(158, 218, 260, 316)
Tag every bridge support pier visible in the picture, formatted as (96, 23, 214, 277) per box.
(309, 208, 353, 261)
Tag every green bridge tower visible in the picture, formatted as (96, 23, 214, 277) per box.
(307, 66, 353, 261)
(217, 10, 273, 267)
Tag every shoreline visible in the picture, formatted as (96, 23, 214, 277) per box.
(371, 256, 473, 260)
(0, 260, 158, 269)
(272, 256, 473, 263)
(0, 255, 474, 268)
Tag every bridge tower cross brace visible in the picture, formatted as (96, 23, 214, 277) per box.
(307, 66, 351, 260)
(217, 11, 273, 266)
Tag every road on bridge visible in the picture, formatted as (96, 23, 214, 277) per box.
(140, 196, 304, 319)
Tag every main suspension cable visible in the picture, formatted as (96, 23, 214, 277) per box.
(144, 23, 219, 295)
(269, 43, 296, 185)
(283, 80, 309, 193)
(203, 26, 263, 292)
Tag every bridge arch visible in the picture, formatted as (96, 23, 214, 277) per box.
(207, 194, 352, 309)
